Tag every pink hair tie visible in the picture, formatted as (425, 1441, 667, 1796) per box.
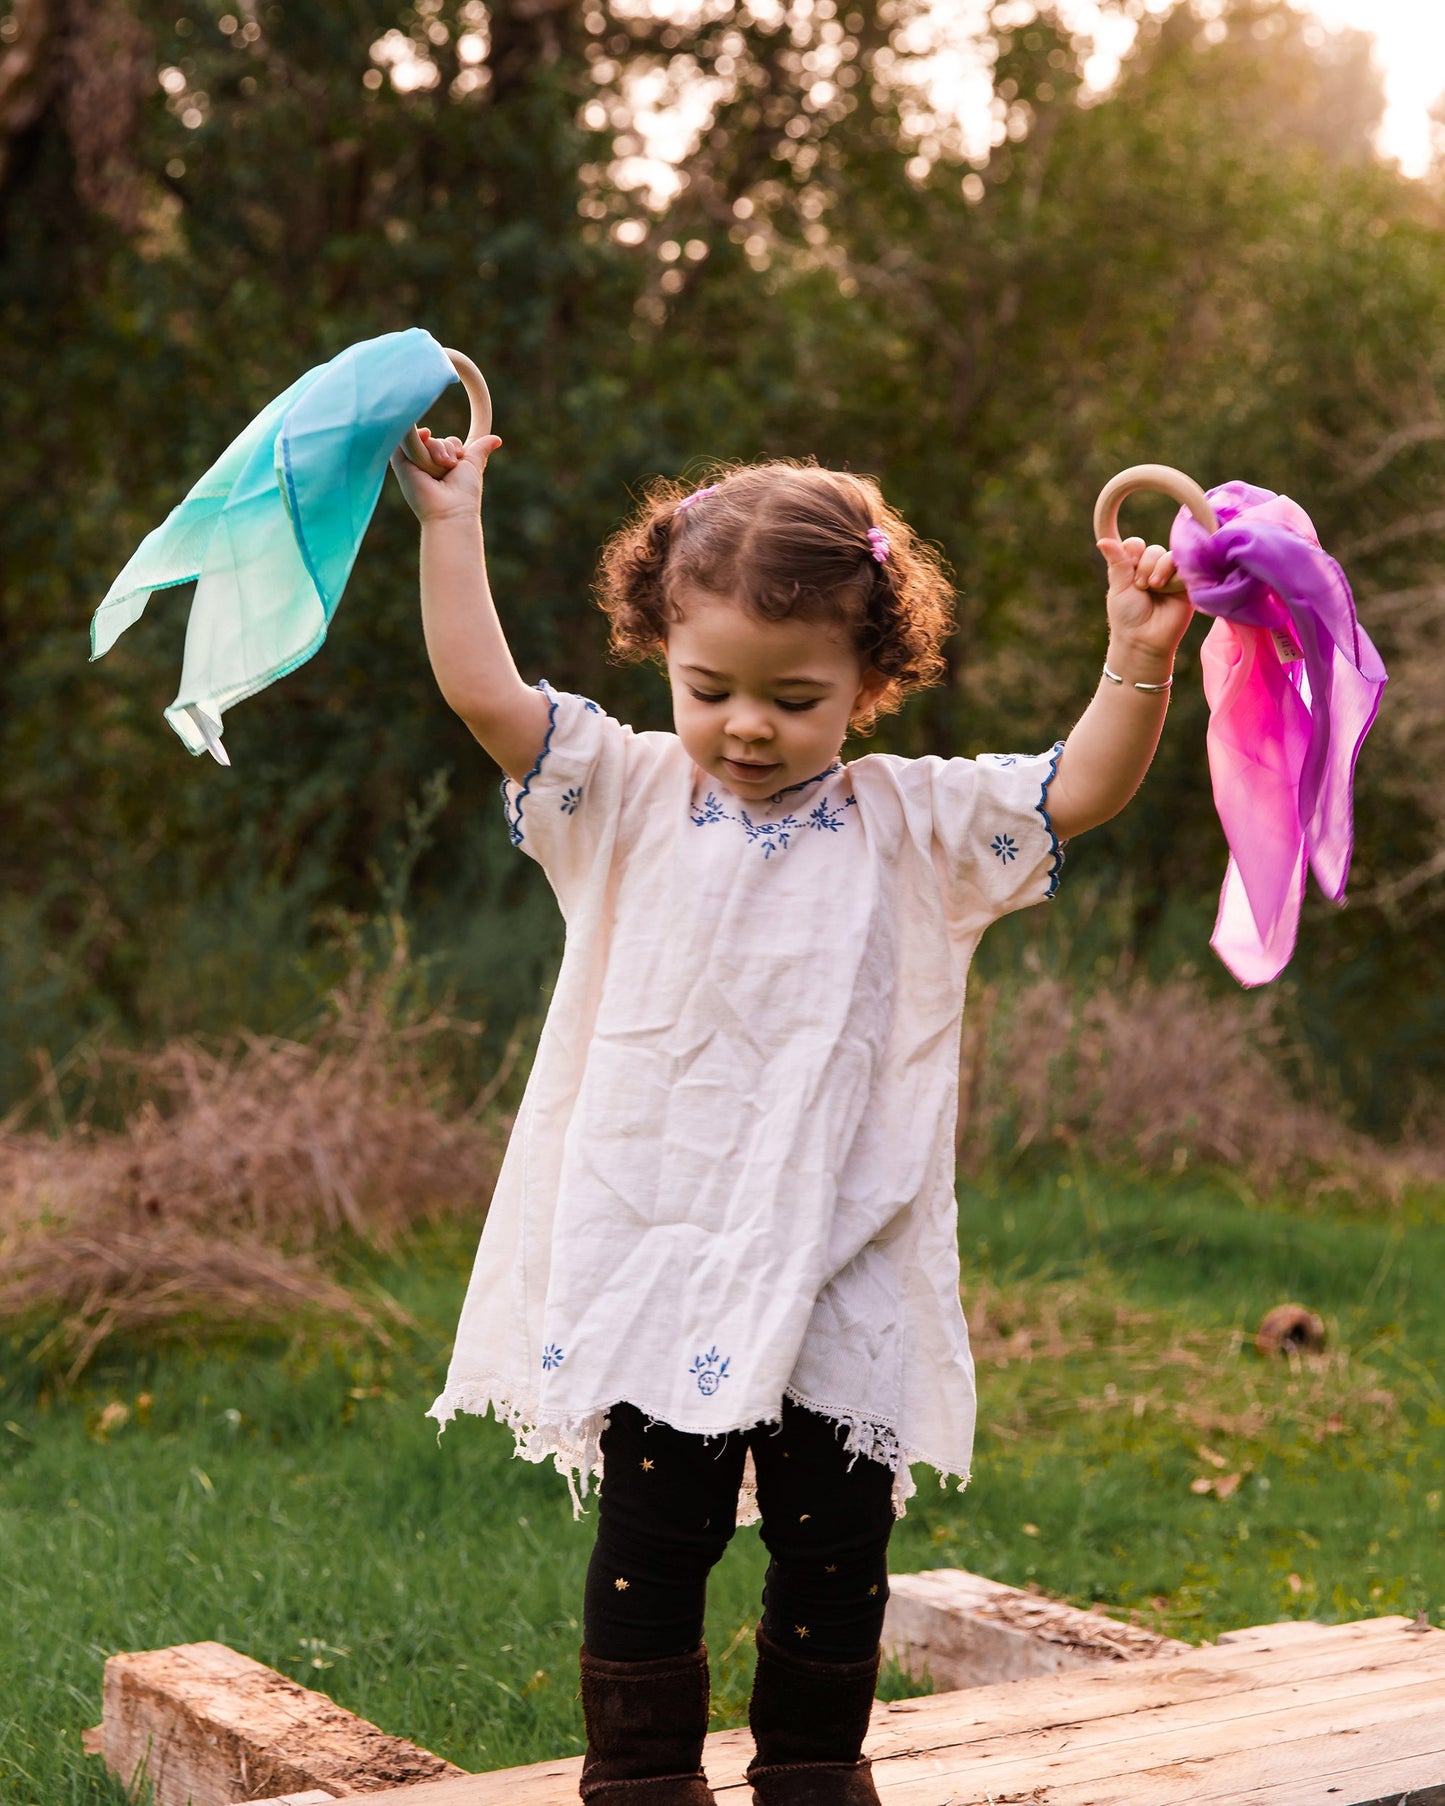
(674, 484, 719, 515)
(867, 526, 891, 564)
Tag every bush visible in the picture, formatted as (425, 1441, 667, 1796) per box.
(0, 932, 504, 1377)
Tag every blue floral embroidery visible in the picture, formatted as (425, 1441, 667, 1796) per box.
(807, 798, 850, 833)
(541, 1343, 565, 1371)
(691, 792, 855, 858)
(582, 698, 601, 714)
(742, 811, 800, 857)
(560, 787, 583, 815)
(689, 1347, 731, 1396)
(991, 833, 1019, 864)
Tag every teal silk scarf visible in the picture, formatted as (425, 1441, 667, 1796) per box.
(91, 328, 458, 762)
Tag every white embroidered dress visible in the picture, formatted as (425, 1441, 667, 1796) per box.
(430, 684, 1064, 1513)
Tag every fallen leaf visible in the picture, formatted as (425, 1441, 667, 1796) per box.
(92, 1401, 130, 1441)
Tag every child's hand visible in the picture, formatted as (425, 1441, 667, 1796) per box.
(1096, 534, 1193, 664)
(390, 429, 503, 525)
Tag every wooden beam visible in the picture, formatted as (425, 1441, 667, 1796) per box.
(350, 1618, 1445, 1806)
(241, 1796, 337, 1805)
(86, 1640, 464, 1805)
(882, 1566, 1191, 1689)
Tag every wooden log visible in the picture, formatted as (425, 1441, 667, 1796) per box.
(882, 1565, 1192, 1689)
(85, 1640, 465, 1805)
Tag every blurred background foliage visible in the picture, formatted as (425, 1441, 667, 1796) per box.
(2, 0, 1443, 1131)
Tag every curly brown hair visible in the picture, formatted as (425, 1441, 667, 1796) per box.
(594, 461, 956, 724)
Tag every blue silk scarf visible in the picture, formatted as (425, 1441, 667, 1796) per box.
(91, 328, 457, 762)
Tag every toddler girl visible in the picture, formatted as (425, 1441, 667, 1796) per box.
(394, 435, 1188, 1806)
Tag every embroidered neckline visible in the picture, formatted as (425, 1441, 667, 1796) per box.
(690, 789, 856, 859)
(692, 761, 842, 811)
(765, 762, 840, 805)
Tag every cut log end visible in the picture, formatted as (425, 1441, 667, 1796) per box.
(93, 1640, 464, 1805)
(1255, 1302, 1327, 1357)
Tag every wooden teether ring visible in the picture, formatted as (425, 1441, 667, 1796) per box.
(401, 348, 493, 477)
(1093, 463, 1220, 596)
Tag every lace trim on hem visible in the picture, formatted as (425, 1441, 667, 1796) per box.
(429, 1382, 609, 1515)
(1037, 739, 1066, 900)
(428, 1383, 968, 1523)
(504, 680, 560, 849)
(780, 1385, 969, 1518)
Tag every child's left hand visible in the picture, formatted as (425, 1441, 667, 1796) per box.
(1096, 534, 1194, 662)
(391, 428, 502, 525)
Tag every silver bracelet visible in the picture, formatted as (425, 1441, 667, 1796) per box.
(1103, 663, 1173, 693)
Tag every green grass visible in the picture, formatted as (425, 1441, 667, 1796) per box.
(935, 1170, 1444, 1630)
(2, 1170, 1442, 1804)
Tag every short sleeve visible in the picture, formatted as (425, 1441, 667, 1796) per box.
(501, 683, 632, 909)
(856, 742, 1065, 929)
(936, 743, 1065, 920)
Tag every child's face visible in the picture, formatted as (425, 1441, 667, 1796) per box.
(665, 590, 885, 799)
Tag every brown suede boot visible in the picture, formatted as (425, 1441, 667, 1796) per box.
(578, 1644, 718, 1804)
(744, 1629, 881, 1805)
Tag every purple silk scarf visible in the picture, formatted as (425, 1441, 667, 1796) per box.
(1169, 482, 1387, 987)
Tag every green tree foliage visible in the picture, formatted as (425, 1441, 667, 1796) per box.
(1, 0, 1442, 1122)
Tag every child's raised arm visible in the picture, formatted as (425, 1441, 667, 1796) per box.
(390, 431, 552, 783)
(1043, 536, 1193, 840)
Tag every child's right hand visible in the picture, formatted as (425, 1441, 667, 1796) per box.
(390, 429, 502, 525)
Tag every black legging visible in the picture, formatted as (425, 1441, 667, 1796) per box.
(583, 1398, 896, 1665)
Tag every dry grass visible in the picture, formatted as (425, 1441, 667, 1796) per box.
(0, 1229, 394, 1383)
(0, 942, 505, 1377)
(4, 950, 1439, 1378)
(957, 971, 1444, 1197)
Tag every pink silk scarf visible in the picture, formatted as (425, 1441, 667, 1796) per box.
(1169, 482, 1387, 987)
